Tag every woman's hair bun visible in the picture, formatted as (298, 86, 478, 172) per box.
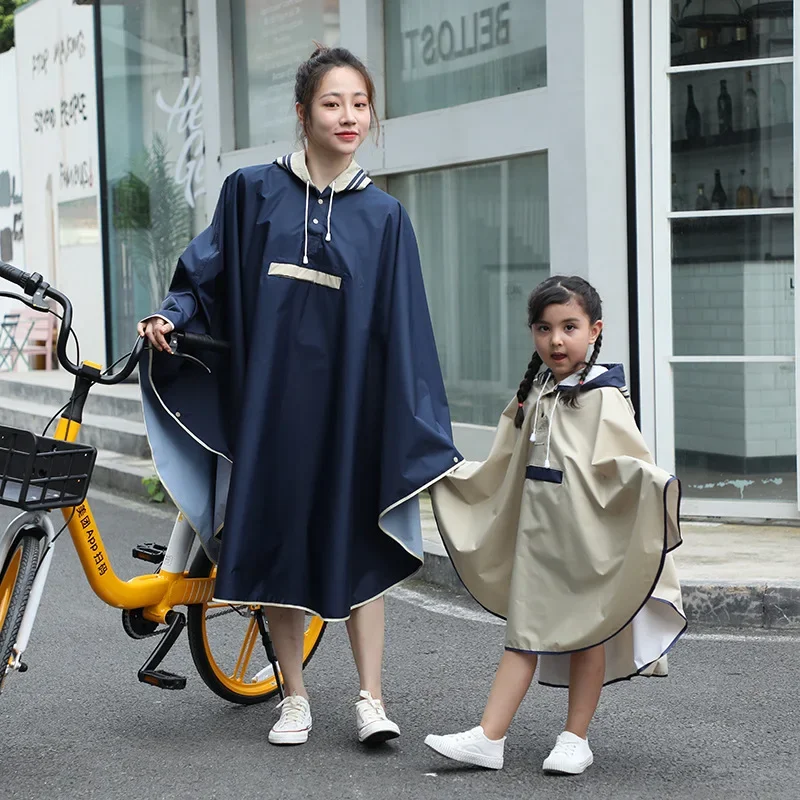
(309, 41, 328, 60)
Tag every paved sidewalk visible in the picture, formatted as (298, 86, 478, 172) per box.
(419, 494, 800, 629)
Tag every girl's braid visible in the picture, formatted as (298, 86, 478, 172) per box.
(514, 351, 543, 428)
(562, 332, 603, 408)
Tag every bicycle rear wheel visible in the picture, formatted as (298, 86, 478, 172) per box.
(0, 533, 40, 692)
(186, 548, 325, 705)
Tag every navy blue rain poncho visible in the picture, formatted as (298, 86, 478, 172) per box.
(139, 152, 462, 620)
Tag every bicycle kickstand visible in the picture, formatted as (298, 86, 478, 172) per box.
(138, 610, 188, 690)
(254, 609, 284, 701)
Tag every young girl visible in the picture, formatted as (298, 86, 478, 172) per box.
(138, 46, 460, 747)
(425, 275, 685, 775)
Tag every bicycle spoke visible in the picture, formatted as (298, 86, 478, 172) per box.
(230, 616, 259, 684)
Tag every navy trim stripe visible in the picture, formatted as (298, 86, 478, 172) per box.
(525, 465, 563, 484)
(343, 169, 365, 191)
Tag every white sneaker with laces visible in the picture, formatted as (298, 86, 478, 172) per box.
(268, 694, 312, 745)
(424, 726, 505, 770)
(542, 731, 593, 775)
(355, 690, 400, 744)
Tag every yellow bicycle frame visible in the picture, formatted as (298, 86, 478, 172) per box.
(54, 413, 214, 625)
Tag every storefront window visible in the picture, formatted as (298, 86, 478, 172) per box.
(231, 0, 341, 149)
(668, 2, 796, 504)
(671, 0, 792, 67)
(384, 0, 546, 118)
(389, 154, 549, 426)
(99, 0, 205, 357)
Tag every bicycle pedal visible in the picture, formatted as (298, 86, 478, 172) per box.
(138, 669, 186, 691)
(132, 542, 167, 564)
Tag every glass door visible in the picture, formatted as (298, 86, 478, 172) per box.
(654, 0, 798, 517)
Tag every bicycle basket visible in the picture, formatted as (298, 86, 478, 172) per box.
(0, 425, 97, 511)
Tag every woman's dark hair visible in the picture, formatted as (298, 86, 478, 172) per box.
(514, 275, 603, 427)
(294, 44, 379, 142)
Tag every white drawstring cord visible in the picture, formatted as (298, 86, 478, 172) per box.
(326, 185, 334, 241)
(544, 396, 559, 469)
(303, 181, 310, 264)
(529, 374, 551, 443)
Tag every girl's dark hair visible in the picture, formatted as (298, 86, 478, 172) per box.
(294, 44, 379, 142)
(514, 275, 603, 427)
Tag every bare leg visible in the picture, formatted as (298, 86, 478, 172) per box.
(346, 596, 385, 698)
(480, 650, 539, 740)
(264, 606, 307, 698)
(565, 645, 605, 738)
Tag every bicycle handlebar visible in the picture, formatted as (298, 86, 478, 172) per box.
(171, 332, 231, 354)
(0, 260, 38, 294)
(0, 260, 228, 384)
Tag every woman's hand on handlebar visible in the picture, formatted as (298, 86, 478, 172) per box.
(137, 317, 175, 353)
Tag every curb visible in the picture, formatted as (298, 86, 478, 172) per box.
(419, 540, 800, 630)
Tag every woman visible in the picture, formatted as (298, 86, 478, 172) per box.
(138, 46, 461, 746)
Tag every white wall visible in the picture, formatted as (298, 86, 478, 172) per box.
(0, 49, 25, 321)
(15, 0, 105, 364)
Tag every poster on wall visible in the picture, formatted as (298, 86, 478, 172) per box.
(0, 50, 25, 322)
(15, 0, 105, 363)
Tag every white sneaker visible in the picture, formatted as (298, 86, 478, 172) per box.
(268, 694, 312, 745)
(424, 726, 505, 770)
(355, 690, 400, 744)
(542, 731, 593, 775)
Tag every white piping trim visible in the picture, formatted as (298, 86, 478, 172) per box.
(211, 568, 418, 623)
(212, 457, 464, 620)
(140, 349, 231, 560)
(145, 348, 231, 463)
(376, 458, 465, 560)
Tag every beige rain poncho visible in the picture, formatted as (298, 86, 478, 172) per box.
(431, 364, 686, 687)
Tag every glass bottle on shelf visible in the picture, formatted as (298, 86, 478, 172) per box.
(711, 170, 727, 209)
(758, 167, 776, 208)
(685, 84, 702, 141)
(717, 80, 733, 136)
(770, 65, 788, 126)
(695, 183, 711, 211)
(736, 169, 754, 209)
(672, 173, 686, 211)
(743, 70, 760, 130)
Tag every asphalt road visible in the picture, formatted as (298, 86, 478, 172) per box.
(0, 491, 798, 800)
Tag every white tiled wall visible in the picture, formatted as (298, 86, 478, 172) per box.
(673, 260, 795, 460)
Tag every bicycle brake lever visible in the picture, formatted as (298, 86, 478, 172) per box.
(166, 335, 212, 374)
(31, 282, 50, 311)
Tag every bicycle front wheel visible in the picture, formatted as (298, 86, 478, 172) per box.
(186, 548, 326, 705)
(0, 533, 40, 691)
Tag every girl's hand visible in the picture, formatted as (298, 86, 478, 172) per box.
(137, 317, 175, 353)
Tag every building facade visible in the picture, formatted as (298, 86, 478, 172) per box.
(14, 0, 105, 363)
(85, 0, 799, 521)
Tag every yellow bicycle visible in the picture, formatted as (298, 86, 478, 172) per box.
(0, 260, 325, 703)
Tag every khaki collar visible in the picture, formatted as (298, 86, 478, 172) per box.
(277, 151, 372, 192)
